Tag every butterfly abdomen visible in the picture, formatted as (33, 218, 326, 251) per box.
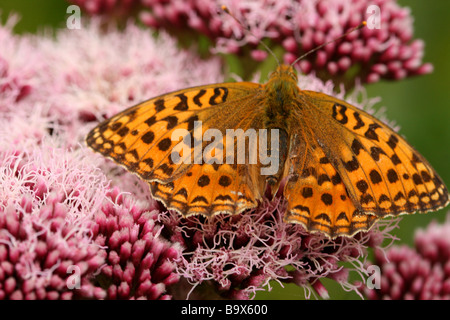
(263, 128, 289, 190)
(261, 65, 301, 191)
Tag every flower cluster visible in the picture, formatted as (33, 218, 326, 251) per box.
(69, 0, 432, 86)
(161, 196, 396, 299)
(0, 147, 107, 299)
(91, 187, 182, 299)
(0, 16, 223, 147)
(360, 216, 450, 300)
(0, 147, 182, 300)
(0, 18, 217, 300)
(0, 0, 437, 299)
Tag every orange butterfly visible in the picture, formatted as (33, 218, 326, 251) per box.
(86, 13, 448, 238)
(85, 61, 448, 238)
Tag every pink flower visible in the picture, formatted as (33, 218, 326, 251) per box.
(0, 18, 220, 299)
(0, 16, 43, 109)
(360, 215, 450, 300)
(161, 196, 397, 299)
(91, 187, 182, 299)
(0, 147, 107, 300)
(0, 144, 182, 300)
(0, 16, 224, 148)
(69, 0, 432, 86)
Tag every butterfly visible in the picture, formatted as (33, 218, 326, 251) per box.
(85, 60, 449, 239)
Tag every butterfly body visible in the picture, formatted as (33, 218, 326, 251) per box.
(264, 65, 298, 128)
(86, 64, 449, 238)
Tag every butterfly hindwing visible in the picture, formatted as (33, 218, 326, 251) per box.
(283, 134, 377, 237)
(150, 162, 260, 217)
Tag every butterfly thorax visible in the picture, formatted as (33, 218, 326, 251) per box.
(264, 65, 299, 130)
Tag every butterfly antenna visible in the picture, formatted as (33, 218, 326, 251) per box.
(291, 21, 367, 67)
(221, 5, 280, 66)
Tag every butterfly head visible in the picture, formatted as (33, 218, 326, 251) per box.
(266, 64, 299, 93)
(271, 65, 298, 81)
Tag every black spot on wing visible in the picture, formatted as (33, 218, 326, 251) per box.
(209, 87, 229, 105)
(193, 89, 207, 107)
(332, 103, 348, 124)
(197, 175, 211, 187)
(353, 112, 365, 130)
(364, 123, 381, 141)
(351, 139, 364, 155)
(154, 99, 166, 112)
(174, 93, 189, 111)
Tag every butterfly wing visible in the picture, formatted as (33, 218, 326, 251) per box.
(283, 133, 377, 237)
(86, 82, 268, 217)
(284, 90, 449, 237)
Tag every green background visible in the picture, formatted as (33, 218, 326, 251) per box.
(2, 0, 448, 300)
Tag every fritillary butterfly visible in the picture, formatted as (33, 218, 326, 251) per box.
(86, 21, 448, 239)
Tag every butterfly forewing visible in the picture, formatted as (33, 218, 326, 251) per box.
(86, 82, 269, 217)
(310, 91, 449, 213)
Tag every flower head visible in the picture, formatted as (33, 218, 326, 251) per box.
(70, 0, 432, 86)
(0, 16, 40, 109)
(91, 187, 182, 300)
(0, 146, 107, 300)
(0, 19, 219, 299)
(360, 215, 450, 300)
(160, 193, 397, 299)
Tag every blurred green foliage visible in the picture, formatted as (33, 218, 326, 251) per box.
(1, 0, 448, 300)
